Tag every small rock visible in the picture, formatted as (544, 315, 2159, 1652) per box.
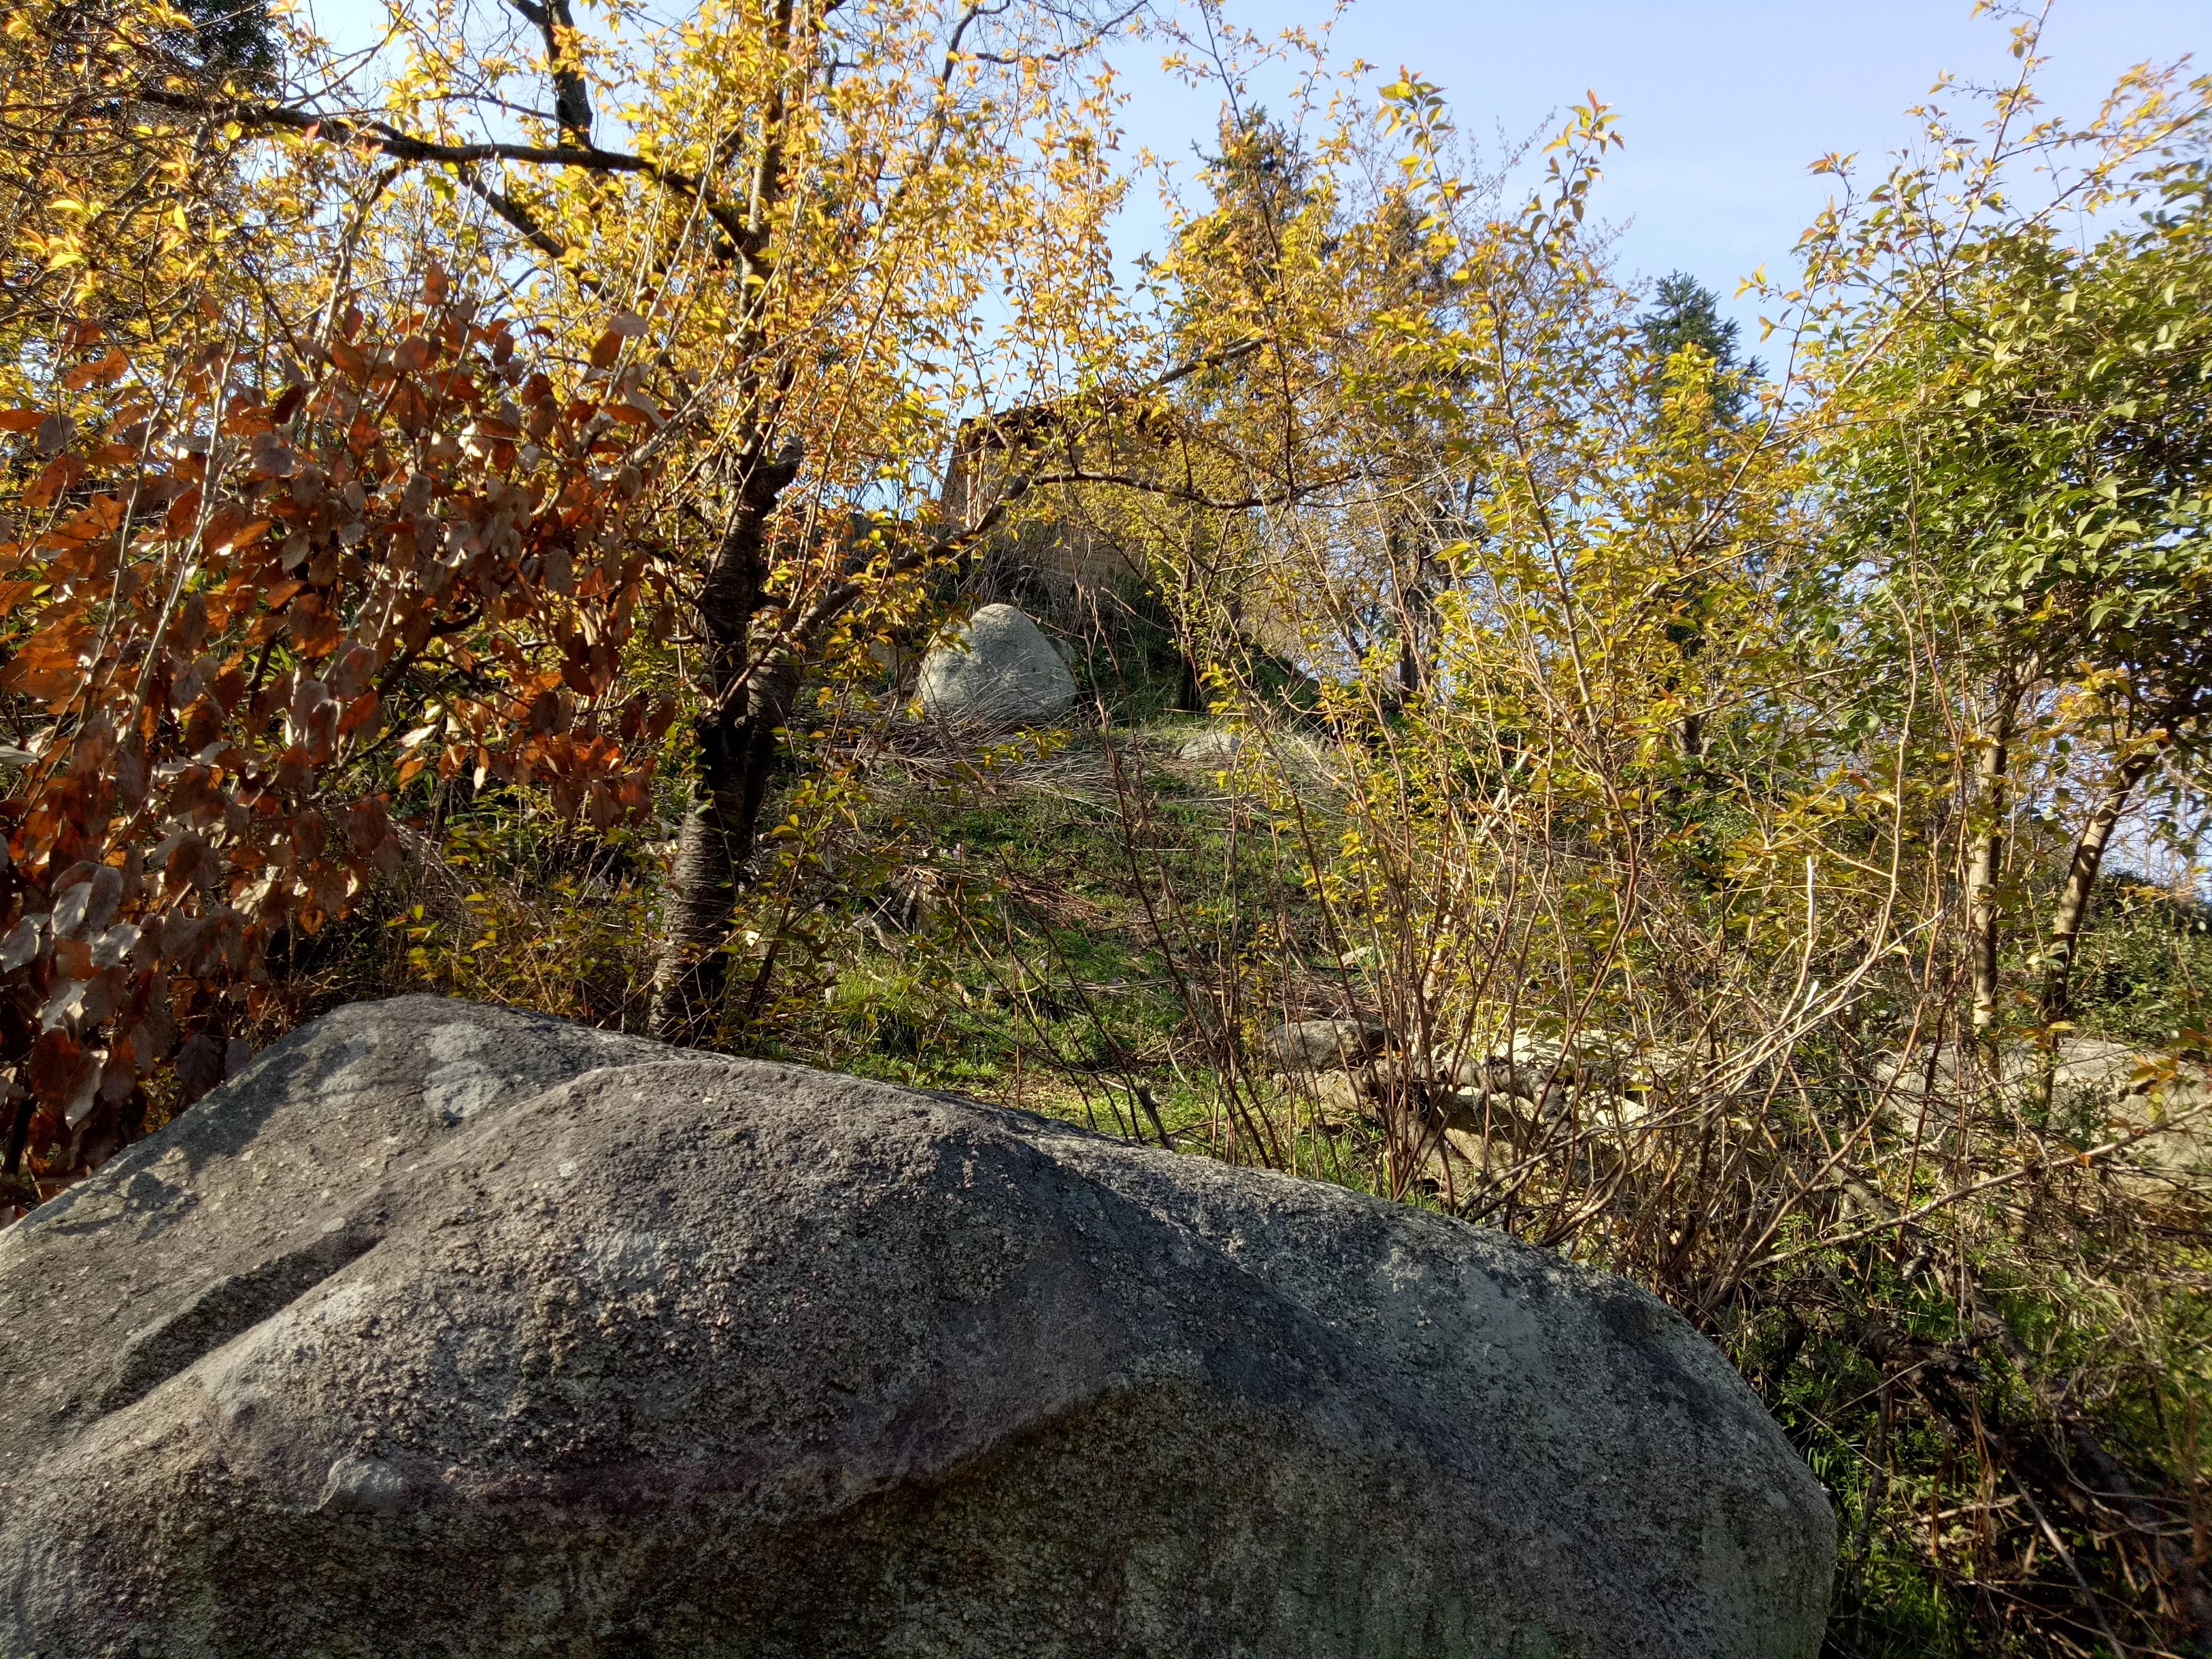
(1299, 1069, 1368, 1123)
(1267, 1018, 1387, 1072)
(1432, 1127, 1515, 1187)
(1177, 726, 1242, 766)
(316, 1454, 408, 1519)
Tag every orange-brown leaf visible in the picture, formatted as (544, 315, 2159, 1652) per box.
(220, 400, 273, 438)
(288, 593, 340, 657)
(199, 504, 241, 553)
(61, 348, 125, 391)
(336, 689, 379, 737)
(0, 660, 80, 702)
(389, 382, 429, 435)
(23, 456, 84, 510)
(329, 339, 368, 382)
(163, 489, 204, 540)
(10, 622, 90, 670)
(51, 495, 122, 546)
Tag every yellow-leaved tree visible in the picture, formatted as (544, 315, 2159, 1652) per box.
(207, 0, 1166, 1036)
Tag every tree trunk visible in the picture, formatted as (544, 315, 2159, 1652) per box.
(650, 660, 800, 1042)
(1386, 512, 1429, 706)
(1965, 696, 2017, 1043)
(648, 452, 799, 1043)
(1680, 708, 1704, 767)
(1397, 623, 1423, 702)
(2040, 747, 2158, 1025)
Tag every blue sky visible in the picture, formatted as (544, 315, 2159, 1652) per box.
(1099, 1, 2209, 329)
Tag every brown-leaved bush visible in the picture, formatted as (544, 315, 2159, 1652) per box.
(0, 277, 671, 1201)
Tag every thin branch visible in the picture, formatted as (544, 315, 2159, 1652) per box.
(136, 89, 761, 254)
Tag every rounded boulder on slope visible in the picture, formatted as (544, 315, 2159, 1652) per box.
(916, 601, 1078, 727)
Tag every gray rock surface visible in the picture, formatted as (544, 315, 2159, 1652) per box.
(1177, 725, 1244, 766)
(916, 601, 1077, 726)
(1268, 1017, 1389, 1072)
(2060, 1045, 2212, 1187)
(1877, 1036, 2212, 1189)
(0, 995, 1832, 1658)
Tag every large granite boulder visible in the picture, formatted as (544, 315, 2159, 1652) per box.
(916, 601, 1077, 726)
(0, 996, 1832, 1658)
